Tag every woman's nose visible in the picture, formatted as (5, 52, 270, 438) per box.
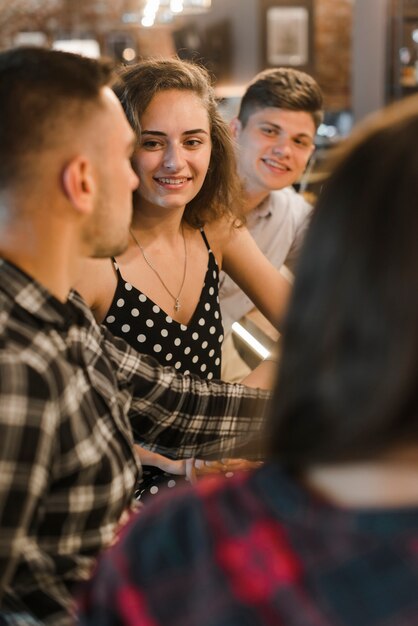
(163, 145, 183, 171)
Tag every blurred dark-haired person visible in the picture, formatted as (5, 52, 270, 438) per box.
(79, 94, 418, 626)
(220, 67, 324, 381)
(0, 47, 271, 625)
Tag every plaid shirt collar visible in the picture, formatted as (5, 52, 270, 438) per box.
(0, 258, 76, 329)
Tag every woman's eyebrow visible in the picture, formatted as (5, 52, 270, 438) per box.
(183, 128, 209, 135)
(141, 128, 209, 136)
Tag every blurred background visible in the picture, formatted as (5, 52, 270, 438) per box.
(1, 0, 417, 129)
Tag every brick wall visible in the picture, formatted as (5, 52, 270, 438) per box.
(314, 0, 353, 111)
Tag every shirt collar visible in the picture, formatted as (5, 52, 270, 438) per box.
(0, 258, 75, 329)
(247, 196, 272, 226)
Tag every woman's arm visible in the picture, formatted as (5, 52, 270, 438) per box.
(134, 446, 249, 481)
(240, 339, 281, 390)
(241, 358, 277, 390)
(208, 219, 292, 332)
(222, 226, 291, 331)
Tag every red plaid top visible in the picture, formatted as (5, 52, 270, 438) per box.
(79, 463, 418, 626)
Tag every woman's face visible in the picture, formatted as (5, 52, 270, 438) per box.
(133, 89, 212, 215)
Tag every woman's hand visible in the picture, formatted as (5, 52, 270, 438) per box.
(134, 445, 263, 485)
(212, 458, 263, 473)
(134, 445, 198, 483)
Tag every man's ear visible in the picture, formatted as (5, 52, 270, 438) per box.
(62, 156, 95, 215)
(229, 117, 242, 140)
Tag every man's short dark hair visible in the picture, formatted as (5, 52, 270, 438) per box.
(238, 67, 324, 129)
(0, 47, 115, 187)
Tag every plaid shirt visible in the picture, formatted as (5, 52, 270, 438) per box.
(79, 463, 418, 626)
(0, 260, 270, 625)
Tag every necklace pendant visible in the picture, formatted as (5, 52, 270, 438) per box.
(174, 299, 181, 312)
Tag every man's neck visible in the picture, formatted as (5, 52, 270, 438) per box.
(244, 189, 271, 215)
(0, 222, 73, 302)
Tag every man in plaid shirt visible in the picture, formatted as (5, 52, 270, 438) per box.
(79, 96, 418, 624)
(0, 48, 271, 625)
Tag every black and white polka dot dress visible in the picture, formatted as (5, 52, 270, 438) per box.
(104, 229, 223, 379)
(103, 229, 224, 500)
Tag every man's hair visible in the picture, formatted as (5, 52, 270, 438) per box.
(0, 46, 115, 187)
(113, 57, 243, 228)
(266, 94, 418, 469)
(238, 67, 324, 129)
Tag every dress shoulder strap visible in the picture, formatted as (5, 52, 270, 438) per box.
(111, 257, 123, 278)
(199, 228, 211, 251)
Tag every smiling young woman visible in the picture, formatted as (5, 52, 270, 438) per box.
(75, 57, 289, 498)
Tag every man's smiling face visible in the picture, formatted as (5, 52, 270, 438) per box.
(233, 107, 316, 196)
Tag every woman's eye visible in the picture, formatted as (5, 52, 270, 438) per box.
(184, 139, 202, 147)
(142, 140, 161, 149)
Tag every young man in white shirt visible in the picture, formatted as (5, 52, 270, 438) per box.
(220, 68, 324, 380)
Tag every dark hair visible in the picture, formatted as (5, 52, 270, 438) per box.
(113, 57, 242, 228)
(266, 94, 418, 469)
(238, 67, 323, 130)
(0, 46, 115, 188)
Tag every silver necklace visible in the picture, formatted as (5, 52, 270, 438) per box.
(130, 226, 187, 313)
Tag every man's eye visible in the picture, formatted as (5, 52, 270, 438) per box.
(294, 138, 313, 149)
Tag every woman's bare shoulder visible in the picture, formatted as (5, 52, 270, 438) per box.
(204, 215, 243, 260)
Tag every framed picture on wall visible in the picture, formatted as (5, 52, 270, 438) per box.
(266, 6, 309, 65)
(260, 0, 314, 72)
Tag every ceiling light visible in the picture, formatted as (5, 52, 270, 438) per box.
(139, 0, 211, 26)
